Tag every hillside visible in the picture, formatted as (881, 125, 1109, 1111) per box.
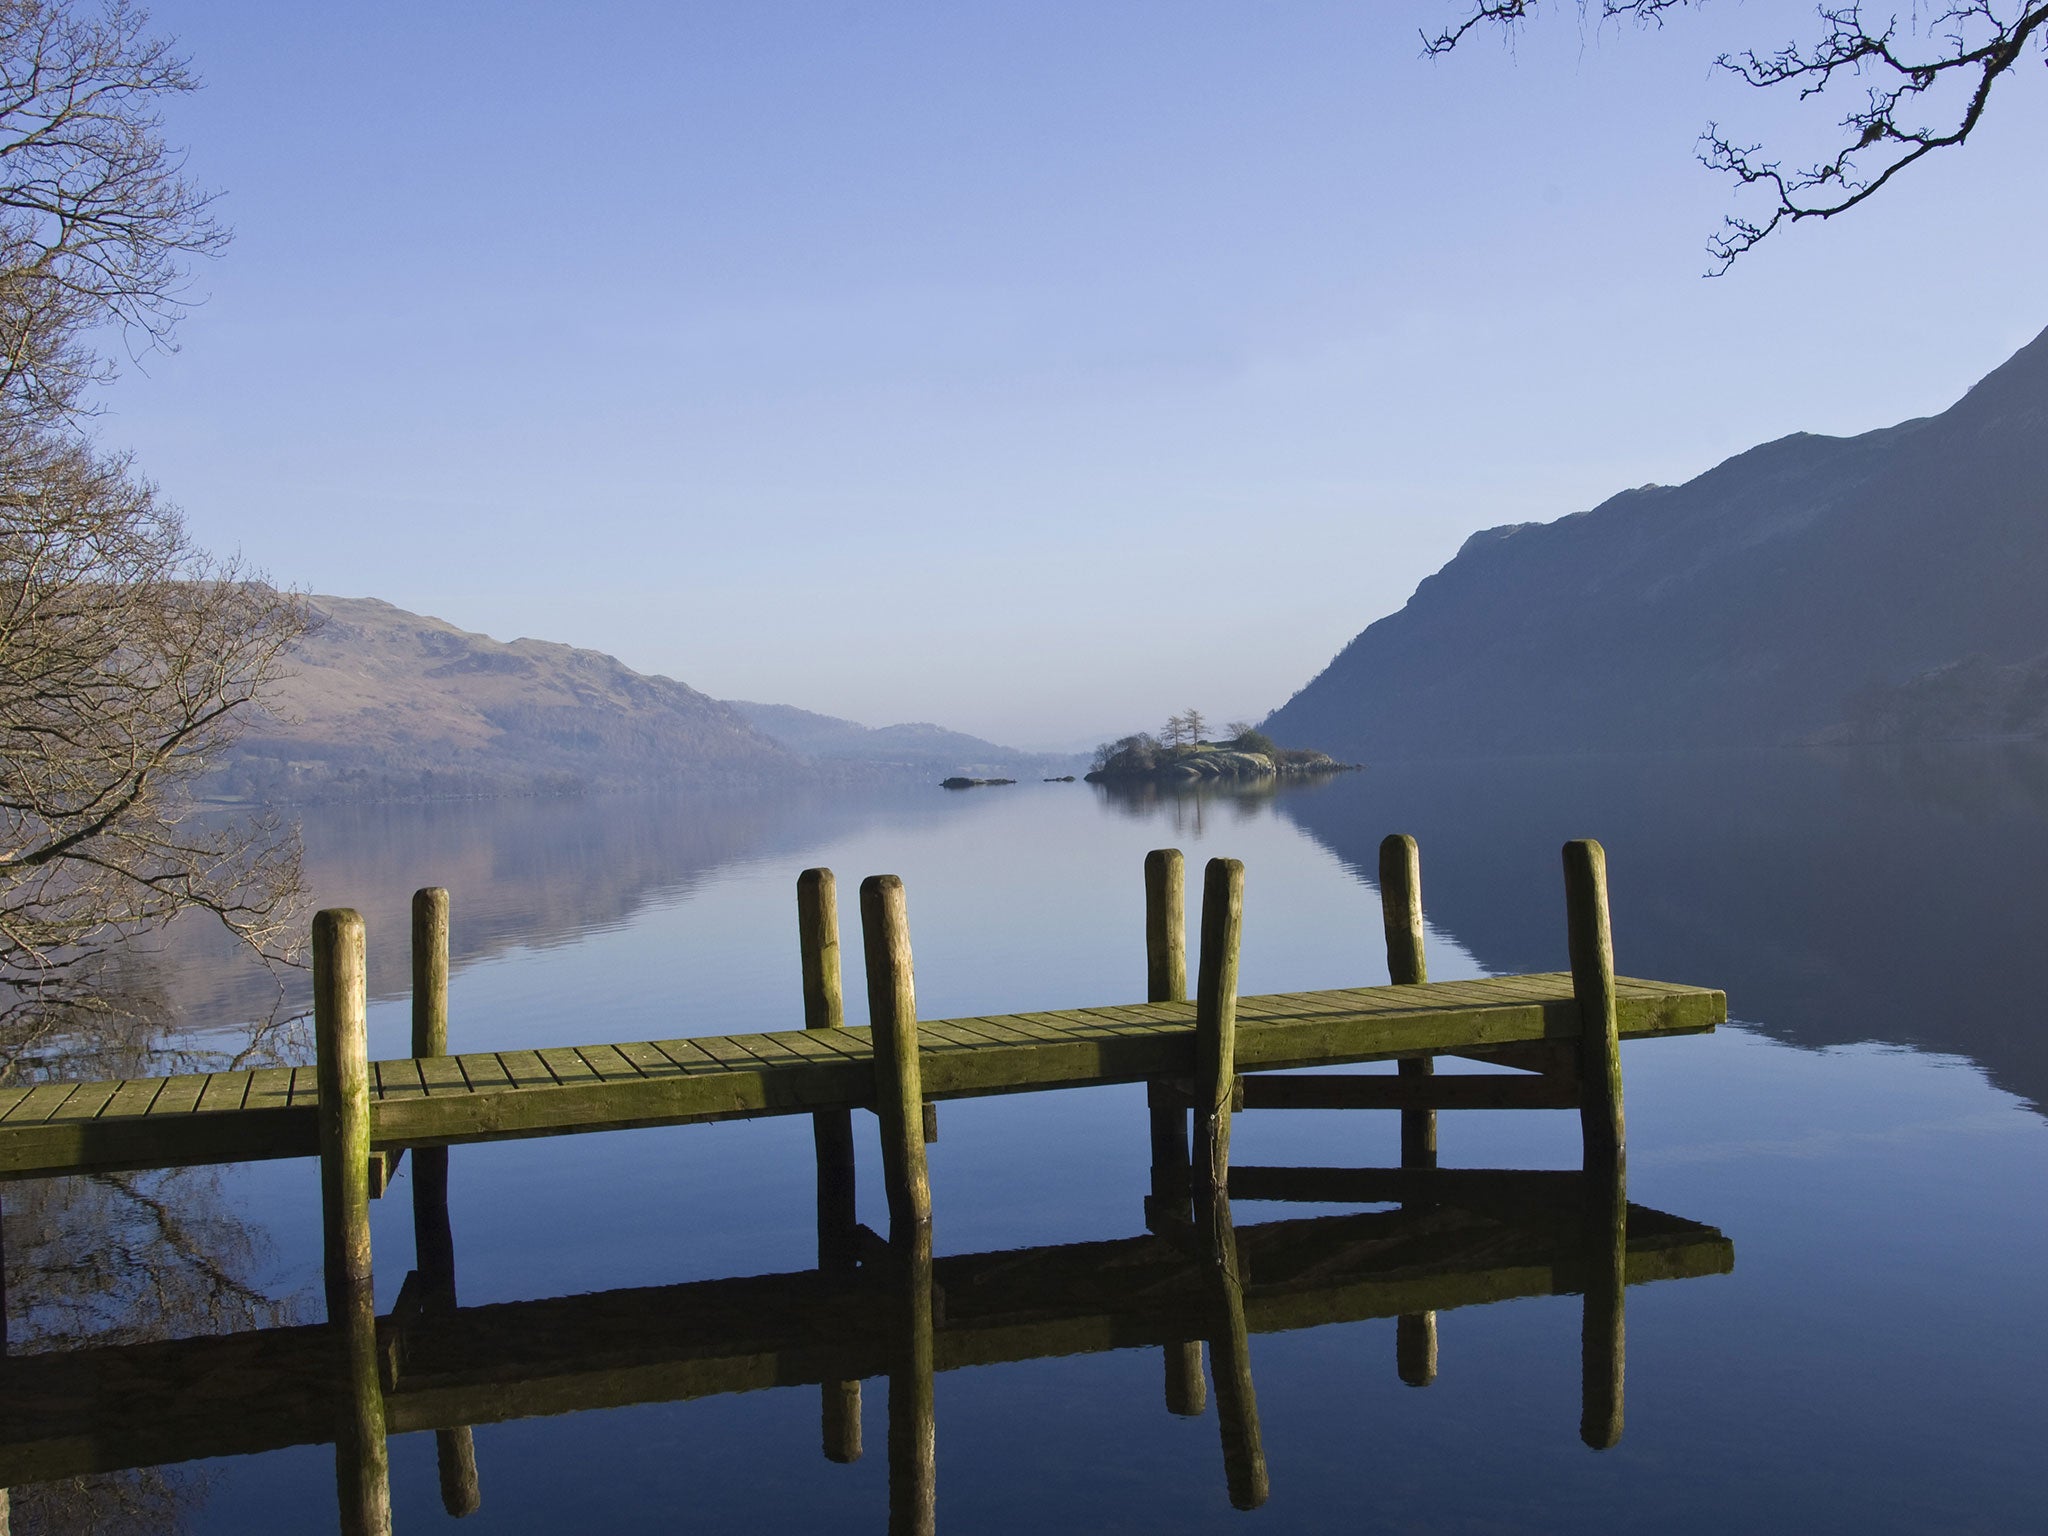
(215, 597, 798, 801)
(727, 701, 1085, 778)
(1266, 324, 2048, 758)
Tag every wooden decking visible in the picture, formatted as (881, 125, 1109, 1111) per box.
(0, 972, 1722, 1181)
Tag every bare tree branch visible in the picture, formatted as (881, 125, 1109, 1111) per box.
(1426, 2, 2048, 267)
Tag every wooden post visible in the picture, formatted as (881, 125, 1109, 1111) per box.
(1396, 1313, 1438, 1387)
(316, 908, 389, 1536)
(1379, 835, 1436, 1168)
(887, 1223, 937, 1536)
(1562, 840, 1625, 1191)
(1165, 1340, 1208, 1417)
(1565, 839, 1627, 1448)
(800, 867, 863, 1465)
(1202, 1191, 1268, 1510)
(862, 875, 931, 1243)
(1380, 836, 1440, 1384)
(1580, 1166, 1627, 1450)
(1191, 859, 1244, 1204)
(408, 889, 481, 1517)
(1144, 848, 1187, 1003)
(316, 909, 374, 1322)
(411, 887, 450, 1059)
(1145, 848, 1206, 1412)
(333, 1256, 393, 1536)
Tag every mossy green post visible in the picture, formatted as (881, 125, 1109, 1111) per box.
(861, 875, 930, 1242)
(1580, 1166, 1627, 1450)
(1380, 835, 1440, 1386)
(887, 1223, 937, 1536)
(315, 908, 390, 1536)
(1563, 841, 1625, 1190)
(1202, 1191, 1268, 1510)
(1143, 849, 1206, 1415)
(1191, 859, 1244, 1204)
(1563, 838, 1626, 1447)
(1378, 834, 1435, 1166)
(410, 888, 481, 1517)
(800, 867, 863, 1464)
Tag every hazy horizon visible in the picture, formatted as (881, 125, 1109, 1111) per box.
(105, 2, 2048, 744)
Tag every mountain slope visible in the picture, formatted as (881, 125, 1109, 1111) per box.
(217, 597, 797, 800)
(727, 701, 1083, 777)
(1266, 324, 2048, 757)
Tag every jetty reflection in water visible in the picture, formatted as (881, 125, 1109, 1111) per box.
(0, 1161, 1730, 1532)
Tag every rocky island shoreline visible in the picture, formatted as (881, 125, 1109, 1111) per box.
(1083, 724, 1357, 785)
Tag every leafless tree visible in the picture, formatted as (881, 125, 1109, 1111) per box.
(1426, 2, 2048, 268)
(0, 2, 309, 1064)
(0, 433, 309, 1063)
(1182, 707, 1207, 745)
(0, 0, 227, 425)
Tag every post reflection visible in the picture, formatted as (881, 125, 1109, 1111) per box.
(0, 1160, 1724, 1531)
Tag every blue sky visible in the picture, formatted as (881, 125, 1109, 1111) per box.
(109, 2, 2048, 748)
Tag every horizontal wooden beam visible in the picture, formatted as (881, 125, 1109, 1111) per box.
(1231, 1165, 1607, 1214)
(1238, 1072, 1576, 1112)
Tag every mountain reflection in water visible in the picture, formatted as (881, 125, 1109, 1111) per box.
(4, 750, 2043, 1532)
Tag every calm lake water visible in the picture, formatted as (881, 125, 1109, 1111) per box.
(11, 749, 2048, 1533)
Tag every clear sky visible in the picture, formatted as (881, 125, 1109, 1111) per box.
(107, 1, 2047, 749)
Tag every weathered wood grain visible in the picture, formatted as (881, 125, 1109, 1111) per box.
(315, 909, 374, 1324)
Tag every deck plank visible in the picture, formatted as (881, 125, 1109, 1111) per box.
(0, 1083, 83, 1124)
(497, 1051, 558, 1090)
(536, 1048, 602, 1088)
(646, 1038, 733, 1073)
(244, 1068, 296, 1113)
(145, 1074, 212, 1116)
(375, 1059, 428, 1102)
(572, 1044, 646, 1083)
(194, 1073, 253, 1116)
(101, 1078, 167, 1120)
(614, 1041, 691, 1078)
(48, 1081, 124, 1122)
(417, 1056, 471, 1095)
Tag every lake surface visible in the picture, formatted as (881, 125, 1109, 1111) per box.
(9, 749, 2047, 1533)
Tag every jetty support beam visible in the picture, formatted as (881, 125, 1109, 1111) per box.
(800, 867, 863, 1464)
(1564, 839, 1626, 1447)
(1192, 858, 1244, 1205)
(1381, 835, 1439, 1385)
(862, 875, 931, 1244)
(1142, 848, 1207, 1415)
(409, 887, 481, 1517)
(316, 908, 390, 1536)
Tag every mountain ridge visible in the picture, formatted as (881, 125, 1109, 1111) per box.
(1266, 324, 2048, 758)
(215, 597, 1070, 802)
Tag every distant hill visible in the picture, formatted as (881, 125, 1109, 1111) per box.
(1266, 324, 2048, 757)
(216, 596, 798, 801)
(727, 700, 1085, 778)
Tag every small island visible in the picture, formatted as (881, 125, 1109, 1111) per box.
(1084, 712, 1357, 784)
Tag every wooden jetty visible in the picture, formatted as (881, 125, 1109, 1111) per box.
(0, 835, 1727, 1531)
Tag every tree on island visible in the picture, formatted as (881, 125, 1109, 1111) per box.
(1428, 2, 2048, 267)
(0, 1, 310, 1054)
